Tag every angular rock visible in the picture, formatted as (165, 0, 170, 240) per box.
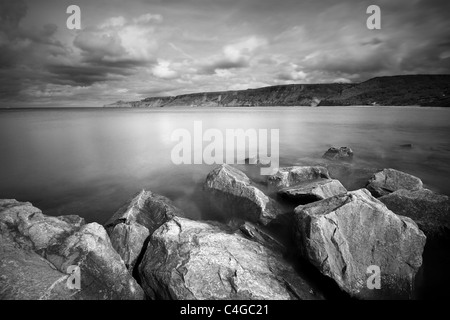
(139, 217, 322, 300)
(380, 190, 450, 300)
(44, 223, 145, 300)
(278, 179, 347, 205)
(294, 189, 426, 299)
(366, 168, 423, 198)
(0, 235, 74, 300)
(204, 164, 282, 225)
(232, 220, 286, 254)
(0, 199, 85, 252)
(268, 166, 330, 190)
(104, 190, 184, 270)
(0, 199, 144, 300)
(379, 189, 450, 240)
(322, 147, 354, 161)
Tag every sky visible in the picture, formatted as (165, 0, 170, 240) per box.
(0, 0, 449, 107)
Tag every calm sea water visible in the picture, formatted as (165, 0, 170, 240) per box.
(1, 106, 450, 224)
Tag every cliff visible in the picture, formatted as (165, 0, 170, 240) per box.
(105, 75, 450, 108)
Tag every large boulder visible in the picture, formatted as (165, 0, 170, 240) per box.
(268, 166, 330, 189)
(0, 199, 85, 252)
(0, 199, 144, 300)
(44, 223, 145, 300)
(104, 190, 184, 270)
(278, 179, 347, 205)
(379, 189, 450, 240)
(366, 168, 423, 198)
(294, 189, 426, 299)
(139, 217, 322, 300)
(204, 164, 282, 225)
(0, 235, 74, 300)
(322, 147, 354, 162)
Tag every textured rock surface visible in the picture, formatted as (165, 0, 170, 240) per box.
(0, 199, 144, 300)
(44, 223, 144, 300)
(278, 179, 347, 205)
(379, 189, 450, 239)
(268, 166, 330, 190)
(322, 147, 354, 161)
(366, 168, 423, 198)
(205, 164, 282, 225)
(233, 221, 286, 254)
(139, 217, 322, 300)
(0, 235, 74, 300)
(294, 189, 426, 299)
(105, 190, 184, 270)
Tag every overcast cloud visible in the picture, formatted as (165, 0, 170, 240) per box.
(0, 0, 449, 107)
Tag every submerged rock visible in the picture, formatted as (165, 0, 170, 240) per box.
(366, 168, 423, 198)
(0, 199, 144, 300)
(105, 190, 184, 270)
(204, 164, 282, 225)
(138, 217, 322, 300)
(268, 166, 330, 190)
(278, 179, 347, 205)
(379, 189, 450, 240)
(322, 147, 354, 162)
(293, 189, 426, 299)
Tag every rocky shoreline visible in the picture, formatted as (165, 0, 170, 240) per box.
(1, 147, 449, 300)
(104, 75, 450, 108)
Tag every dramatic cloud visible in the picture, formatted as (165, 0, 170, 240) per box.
(0, 0, 449, 107)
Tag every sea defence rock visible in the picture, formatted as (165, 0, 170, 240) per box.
(293, 189, 426, 299)
(379, 189, 450, 299)
(0, 199, 144, 300)
(232, 220, 286, 254)
(267, 166, 330, 190)
(366, 168, 423, 198)
(105, 190, 185, 270)
(204, 164, 282, 225)
(138, 217, 322, 300)
(379, 189, 450, 240)
(322, 147, 354, 162)
(278, 179, 347, 205)
(0, 235, 74, 300)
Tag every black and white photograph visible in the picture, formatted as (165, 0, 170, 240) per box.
(0, 0, 450, 307)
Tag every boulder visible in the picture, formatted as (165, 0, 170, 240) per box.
(294, 189, 426, 299)
(44, 223, 145, 300)
(138, 217, 322, 300)
(0, 199, 85, 252)
(233, 220, 286, 254)
(322, 147, 354, 161)
(204, 164, 282, 225)
(278, 179, 347, 205)
(268, 166, 330, 190)
(366, 168, 423, 198)
(104, 190, 184, 270)
(379, 189, 450, 240)
(0, 199, 144, 300)
(0, 235, 74, 300)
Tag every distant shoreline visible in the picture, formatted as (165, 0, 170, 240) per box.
(2, 105, 450, 110)
(104, 75, 450, 109)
